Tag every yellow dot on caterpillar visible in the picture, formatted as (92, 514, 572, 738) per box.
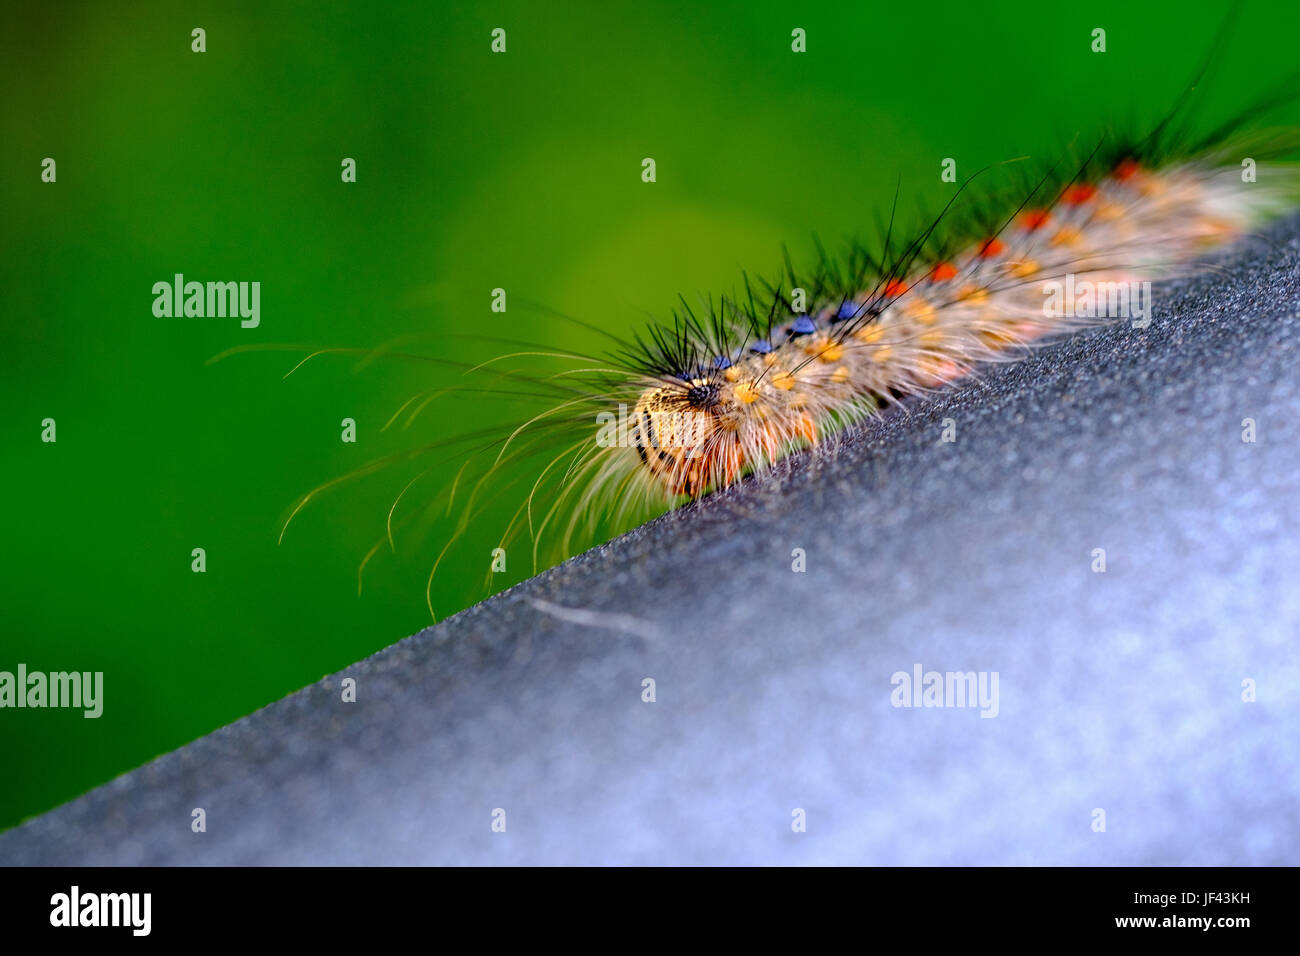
(763, 353, 779, 367)
(772, 371, 796, 391)
(723, 366, 740, 383)
(735, 381, 759, 403)
(854, 324, 886, 343)
(957, 284, 988, 304)
(871, 345, 894, 363)
(904, 299, 937, 324)
(1201, 217, 1236, 238)
(831, 365, 850, 384)
(1137, 177, 1166, 198)
(1050, 226, 1084, 248)
(979, 328, 1016, 348)
(816, 342, 844, 362)
(1009, 259, 1039, 279)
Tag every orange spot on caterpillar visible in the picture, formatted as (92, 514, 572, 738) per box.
(958, 284, 989, 304)
(796, 415, 818, 443)
(930, 261, 958, 281)
(934, 360, 962, 383)
(1137, 176, 1167, 198)
(854, 324, 886, 343)
(1020, 209, 1051, 231)
(1199, 217, 1237, 238)
(1050, 226, 1084, 248)
(904, 299, 937, 324)
(830, 365, 850, 384)
(1094, 202, 1125, 221)
(1061, 183, 1097, 205)
(977, 237, 1005, 258)
(723, 365, 741, 382)
(1009, 259, 1039, 278)
(884, 278, 909, 297)
(815, 341, 844, 362)
(772, 371, 796, 390)
(735, 381, 759, 403)
(802, 335, 840, 359)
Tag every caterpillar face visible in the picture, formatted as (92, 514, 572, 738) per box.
(631, 379, 727, 496)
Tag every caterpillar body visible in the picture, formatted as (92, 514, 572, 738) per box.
(524, 139, 1299, 552)
(612, 157, 1289, 502)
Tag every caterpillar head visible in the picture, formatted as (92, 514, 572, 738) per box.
(630, 377, 730, 497)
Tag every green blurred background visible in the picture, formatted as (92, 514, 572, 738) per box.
(1, 0, 1294, 832)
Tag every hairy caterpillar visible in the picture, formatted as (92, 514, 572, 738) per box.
(218, 66, 1300, 620)
(604, 151, 1293, 501)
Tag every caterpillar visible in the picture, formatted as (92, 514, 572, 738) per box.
(220, 64, 1300, 620)
(471, 138, 1299, 563)
(585, 152, 1293, 503)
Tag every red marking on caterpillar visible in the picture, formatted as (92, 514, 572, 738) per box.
(1020, 208, 1051, 231)
(1113, 158, 1142, 182)
(1061, 183, 1098, 205)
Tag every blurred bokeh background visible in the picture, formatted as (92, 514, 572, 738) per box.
(1, 0, 1294, 832)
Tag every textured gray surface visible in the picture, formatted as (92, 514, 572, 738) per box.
(4, 216, 1300, 866)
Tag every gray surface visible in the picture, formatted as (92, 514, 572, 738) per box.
(4, 216, 1300, 866)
